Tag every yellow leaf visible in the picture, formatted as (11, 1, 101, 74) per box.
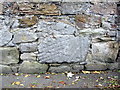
(82, 70, 91, 74)
(24, 74, 30, 77)
(92, 71, 101, 74)
(12, 81, 21, 85)
(36, 75, 41, 78)
(20, 84, 24, 86)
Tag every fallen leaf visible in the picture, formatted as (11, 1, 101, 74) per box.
(67, 72, 74, 78)
(24, 74, 30, 77)
(0, 73, 3, 75)
(95, 84, 103, 87)
(20, 84, 24, 86)
(92, 71, 101, 74)
(14, 73, 19, 76)
(44, 76, 50, 79)
(59, 81, 66, 85)
(36, 75, 41, 78)
(30, 84, 37, 88)
(99, 77, 104, 80)
(46, 86, 53, 88)
(82, 71, 91, 74)
(12, 81, 21, 85)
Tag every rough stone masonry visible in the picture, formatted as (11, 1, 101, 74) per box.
(0, 0, 120, 73)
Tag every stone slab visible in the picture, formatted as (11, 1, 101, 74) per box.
(0, 47, 19, 65)
(19, 61, 48, 73)
(38, 35, 90, 63)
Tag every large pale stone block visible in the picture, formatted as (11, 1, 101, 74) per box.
(0, 47, 19, 64)
(38, 35, 90, 63)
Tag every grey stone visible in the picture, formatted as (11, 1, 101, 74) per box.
(13, 30, 38, 44)
(79, 28, 108, 35)
(0, 47, 19, 64)
(20, 53, 37, 61)
(107, 62, 120, 70)
(91, 41, 119, 63)
(85, 63, 108, 70)
(38, 35, 90, 63)
(19, 61, 48, 73)
(59, 3, 92, 15)
(71, 64, 84, 72)
(0, 65, 13, 73)
(37, 20, 77, 36)
(49, 65, 71, 73)
(0, 29, 12, 46)
(19, 42, 37, 52)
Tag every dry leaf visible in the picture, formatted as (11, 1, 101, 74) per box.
(30, 84, 37, 88)
(12, 81, 21, 85)
(46, 86, 53, 88)
(44, 76, 50, 79)
(20, 84, 24, 86)
(67, 72, 74, 78)
(24, 74, 30, 77)
(59, 81, 66, 85)
(92, 71, 101, 74)
(36, 75, 41, 78)
(82, 70, 91, 74)
(14, 73, 19, 76)
(95, 84, 103, 87)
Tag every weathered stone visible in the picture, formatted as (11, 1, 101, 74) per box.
(37, 20, 77, 36)
(75, 14, 101, 29)
(59, 3, 92, 15)
(85, 63, 108, 70)
(79, 28, 108, 35)
(107, 62, 120, 70)
(12, 3, 60, 15)
(38, 35, 90, 63)
(48, 65, 71, 73)
(92, 36, 115, 43)
(0, 65, 13, 73)
(19, 61, 48, 73)
(71, 64, 84, 72)
(91, 41, 119, 63)
(19, 42, 37, 52)
(0, 3, 3, 14)
(0, 47, 19, 64)
(13, 31, 38, 44)
(90, 3, 117, 15)
(0, 29, 12, 46)
(20, 53, 37, 61)
(18, 16, 38, 28)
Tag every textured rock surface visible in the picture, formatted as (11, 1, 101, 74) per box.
(19, 42, 38, 52)
(0, 47, 19, 64)
(85, 63, 108, 70)
(71, 64, 84, 72)
(49, 65, 71, 73)
(13, 30, 38, 44)
(0, 29, 12, 46)
(19, 61, 48, 73)
(91, 41, 119, 63)
(0, 65, 13, 73)
(38, 35, 90, 63)
(0, 2, 119, 73)
(20, 53, 37, 61)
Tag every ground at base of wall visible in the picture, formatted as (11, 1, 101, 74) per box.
(1, 70, 120, 88)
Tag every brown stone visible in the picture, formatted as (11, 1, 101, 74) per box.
(13, 3, 60, 15)
(75, 14, 101, 29)
(18, 16, 38, 28)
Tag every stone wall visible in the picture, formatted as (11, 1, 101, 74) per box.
(0, 1, 120, 73)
